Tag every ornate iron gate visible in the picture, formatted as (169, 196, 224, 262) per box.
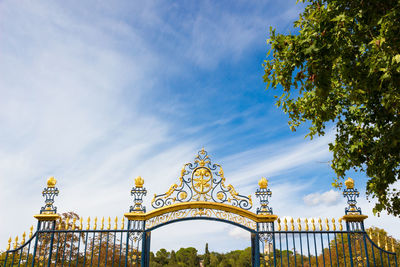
(2, 149, 398, 266)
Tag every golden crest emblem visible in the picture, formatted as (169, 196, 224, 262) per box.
(192, 167, 213, 194)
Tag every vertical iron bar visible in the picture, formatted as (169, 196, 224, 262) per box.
(74, 230, 82, 266)
(24, 234, 33, 267)
(388, 254, 392, 267)
(31, 221, 41, 267)
(119, 231, 123, 267)
(82, 231, 89, 267)
(306, 232, 311, 267)
(341, 233, 347, 267)
(279, 232, 282, 267)
(285, 232, 289, 266)
(68, 230, 75, 267)
(11, 251, 16, 266)
(97, 232, 103, 267)
(111, 232, 117, 267)
(3, 252, 9, 267)
(272, 223, 277, 267)
(370, 244, 376, 267)
(90, 232, 96, 267)
(347, 227, 354, 267)
(46, 221, 56, 267)
(18, 245, 24, 267)
(320, 232, 326, 267)
(299, 233, 304, 267)
(54, 231, 62, 265)
(125, 220, 131, 267)
(105, 232, 110, 266)
(313, 232, 319, 267)
(61, 231, 69, 267)
(293, 232, 297, 267)
(334, 233, 339, 267)
(327, 233, 333, 267)
(361, 234, 370, 267)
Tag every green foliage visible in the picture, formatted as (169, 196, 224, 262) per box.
(204, 243, 211, 266)
(263, 0, 400, 216)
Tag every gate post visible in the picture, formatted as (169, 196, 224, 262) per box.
(141, 231, 151, 267)
(342, 178, 369, 267)
(251, 232, 260, 267)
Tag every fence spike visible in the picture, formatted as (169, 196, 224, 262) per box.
(79, 217, 83, 230)
(87, 217, 91, 230)
(107, 217, 111, 230)
(297, 218, 301, 231)
(385, 235, 389, 251)
(101, 217, 105, 230)
(368, 228, 373, 239)
(22, 231, 26, 244)
(284, 218, 288, 231)
(29, 225, 34, 238)
(338, 218, 343, 231)
(121, 217, 125, 230)
(6, 237, 11, 250)
(94, 217, 98, 230)
(13, 236, 18, 249)
(72, 218, 76, 230)
(305, 218, 309, 231)
(378, 232, 381, 247)
(311, 218, 315, 231)
(290, 218, 294, 231)
(318, 218, 322, 231)
(277, 218, 281, 231)
(58, 218, 62, 230)
(325, 218, 329, 231)
(332, 218, 336, 231)
(114, 217, 118, 230)
(65, 217, 70, 230)
(392, 237, 396, 253)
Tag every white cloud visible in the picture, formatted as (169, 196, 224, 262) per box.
(303, 189, 341, 206)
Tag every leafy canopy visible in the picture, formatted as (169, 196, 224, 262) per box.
(263, 0, 400, 216)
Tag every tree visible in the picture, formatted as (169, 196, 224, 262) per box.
(263, 0, 400, 216)
(204, 243, 211, 266)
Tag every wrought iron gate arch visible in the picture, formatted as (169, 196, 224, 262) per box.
(2, 149, 398, 267)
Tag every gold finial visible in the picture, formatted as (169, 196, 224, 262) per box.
(72, 218, 76, 230)
(121, 217, 125, 230)
(332, 218, 336, 231)
(87, 217, 91, 230)
(318, 218, 322, 231)
(297, 218, 302, 231)
(101, 217, 105, 230)
(378, 232, 381, 247)
(277, 218, 281, 231)
(392, 237, 396, 253)
(107, 217, 111, 230)
(284, 218, 288, 231)
(57, 218, 62, 230)
(385, 236, 389, 251)
(79, 217, 83, 230)
(325, 218, 329, 231)
(29, 226, 34, 238)
(114, 217, 118, 230)
(305, 219, 309, 231)
(47, 177, 57, 188)
(135, 176, 144, 188)
(290, 218, 294, 231)
(345, 177, 354, 189)
(22, 232, 26, 244)
(311, 218, 315, 231)
(94, 217, 97, 230)
(6, 237, 11, 251)
(14, 236, 18, 249)
(258, 177, 268, 189)
(65, 218, 70, 230)
(338, 218, 343, 231)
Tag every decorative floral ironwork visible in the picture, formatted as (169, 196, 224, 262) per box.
(40, 177, 59, 214)
(151, 148, 252, 210)
(145, 208, 257, 230)
(343, 177, 361, 215)
(255, 177, 273, 214)
(130, 176, 147, 212)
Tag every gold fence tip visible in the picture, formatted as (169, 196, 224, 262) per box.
(305, 218, 309, 231)
(7, 237, 11, 250)
(311, 218, 316, 231)
(101, 217, 105, 230)
(65, 218, 70, 230)
(277, 218, 281, 231)
(258, 177, 268, 189)
(72, 218, 77, 230)
(392, 237, 396, 253)
(378, 232, 381, 247)
(290, 218, 294, 231)
(325, 218, 329, 231)
(385, 236, 389, 251)
(87, 217, 91, 230)
(79, 217, 83, 230)
(297, 218, 301, 231)
(22, 231, 26, 244)
(135, 176, 144, 188)
(94, 217, 98, 230)
(107, 217, 111, 230)
(14, 236, 18, 249)
(114, 216, 118, 230)
(121, 217, 125, 230)
(332, 218, 336, 231)
(29, 226, 34, 238)
(284, 218, 288, 231)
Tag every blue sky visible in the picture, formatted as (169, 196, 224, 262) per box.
(0, 0, 398, 253)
